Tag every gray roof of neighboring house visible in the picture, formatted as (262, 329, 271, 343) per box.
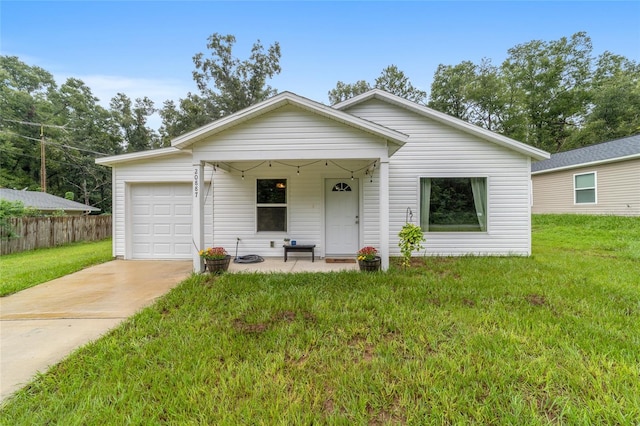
(531, 134, 640, 173)
(0, 189, 100, 212)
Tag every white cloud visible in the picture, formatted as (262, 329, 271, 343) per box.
(55, 74, 195, 131)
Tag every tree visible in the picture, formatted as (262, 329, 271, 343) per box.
(327, 80, 371, 105)
(568, 52, 640, 147)
(501, 32, 593, 152)
(428, 61, 476, 120)
(110, 93, 158, 152)
(161, 33, 282, 142)
(374, 65, 426, 104)
(328, 65, 425, 105)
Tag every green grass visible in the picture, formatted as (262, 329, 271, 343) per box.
(0, 239, 113, 296)
(1, 216, 639, 424)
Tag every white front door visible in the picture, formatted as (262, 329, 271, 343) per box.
(325, 178, 359, 255)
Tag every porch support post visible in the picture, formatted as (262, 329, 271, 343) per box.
(192, 162, 205, 273)
(379, 159, 390, 271)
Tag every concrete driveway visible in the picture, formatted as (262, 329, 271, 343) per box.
(0, 260, 192, 403)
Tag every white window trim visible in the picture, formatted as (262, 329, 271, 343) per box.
(573, 171, 597, 205)
(256, 178, 288, 233)
(417, 176, 490, 234)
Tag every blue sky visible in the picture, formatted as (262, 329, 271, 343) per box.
(2, 1, 639, 129)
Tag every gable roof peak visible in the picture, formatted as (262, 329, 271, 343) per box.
(334, 89, 549, 161)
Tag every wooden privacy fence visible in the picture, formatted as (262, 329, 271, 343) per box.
(0, 215, 112, 255)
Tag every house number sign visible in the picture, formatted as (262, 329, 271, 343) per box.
(194, 168, 199, 198)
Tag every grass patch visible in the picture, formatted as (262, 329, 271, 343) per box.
(1, 216, 639, 423)
(0, 239, 113, 296)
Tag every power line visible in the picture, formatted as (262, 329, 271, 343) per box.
(0, 117, 79, 131)
(0, 131, 112, 156)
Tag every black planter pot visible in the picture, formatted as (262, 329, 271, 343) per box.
(358, 256, 381, 272)
(205, 255, 232, 274)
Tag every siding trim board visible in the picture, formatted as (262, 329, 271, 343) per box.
(95, 89, 547, 270)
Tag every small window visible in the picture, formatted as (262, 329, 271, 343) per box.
(257, 179, 287, 232)
(420, 177, 487, 232)
(574, 172, 596, 204)
(332, 182, 352, 192)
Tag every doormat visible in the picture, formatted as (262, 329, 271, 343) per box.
(326, 258, 356, 264)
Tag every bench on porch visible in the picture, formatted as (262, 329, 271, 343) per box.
(283, 244, 316, 262)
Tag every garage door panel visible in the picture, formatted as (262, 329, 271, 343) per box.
(130, 183, 193, 259)
(174, 224, 191, 235)
(132, 223, 151, 235)
(174, 204, 192, 216)
(153, 224, 171, 235)
(174, 244, 192, 255)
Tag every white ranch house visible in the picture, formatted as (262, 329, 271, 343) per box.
(96, 90, 549, 271)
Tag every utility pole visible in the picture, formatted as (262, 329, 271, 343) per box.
(40, 125, 46, 192)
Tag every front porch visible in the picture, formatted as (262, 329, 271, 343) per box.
(226, 257, 359, 273)
(192, 156, 392, 273)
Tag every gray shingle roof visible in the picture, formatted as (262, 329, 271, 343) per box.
(0, 189, 100, 212)
(531, 134, 640, 173)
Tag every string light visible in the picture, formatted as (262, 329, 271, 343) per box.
(351, 171, 354, 180)
(269, 161, 272, 167)
(241, 171, 245, 180)
(297, 166, 300, 175)
(325, 160, 328, 166)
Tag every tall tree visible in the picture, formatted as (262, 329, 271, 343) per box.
(568, 52, 640, 147)
(374, 65, 426, 104)
(501, 31, 593, 152)
(110, 93, 158, 152)
(0, 56, 57, 190)
(328, 65, 425, 105)
(428, 61, 476, 120)
(327, 80, 371, 105)
(161, 33, 282, 142)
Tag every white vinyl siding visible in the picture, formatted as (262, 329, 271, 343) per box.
(111, 153, 213, 259)
(345, 98, 533, 256)
(209, 160, 372, 258)
(192, 104, 388, 160)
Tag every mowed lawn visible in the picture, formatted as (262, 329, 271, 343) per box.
(1, 216, 638, 424)
(0, 239, 113, 297)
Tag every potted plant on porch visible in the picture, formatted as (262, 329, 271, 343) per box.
(199, 247, 231, 274)
(357, 246, 381, 272)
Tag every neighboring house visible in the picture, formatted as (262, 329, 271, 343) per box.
(531, 134, 640, 216)
(0, 188, 100, 216)
(96, 90, 549, 271)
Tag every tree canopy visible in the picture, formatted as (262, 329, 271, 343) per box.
(328, 65, 426, 105)
(1, 31, 638, 215)
(159, 33, 281, 142)
(428, 32, 640, 152)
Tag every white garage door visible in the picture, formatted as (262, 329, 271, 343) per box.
(130, 183, 192, 259)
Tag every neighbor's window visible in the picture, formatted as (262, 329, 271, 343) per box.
(574, 172, 596, 204)
(257, 179, 287, 232)
(420, 177, 487, 232)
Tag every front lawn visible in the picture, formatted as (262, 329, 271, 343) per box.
(0, 239, 113, 296)
(1, 216, 639, 423)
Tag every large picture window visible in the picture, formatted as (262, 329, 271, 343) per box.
(257, 179, 287, 232)
(420, 177, 487, 232)
(574, 172, 596, 204)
